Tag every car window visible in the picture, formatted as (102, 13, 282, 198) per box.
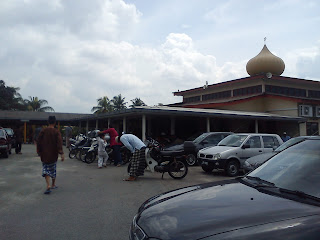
(249, 139, 320, 198)
(0, 130, 6, 137)
(204, 134, 223, 144)
(245, 136, 261, 148)
(262, 136, 279, 148)
(218, 134, 248, 147)
(193, 133, 210, 144)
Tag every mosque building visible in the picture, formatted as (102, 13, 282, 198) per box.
(173, 44, 320, 137)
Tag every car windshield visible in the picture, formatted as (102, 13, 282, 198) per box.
(218, 134, 248, 147)
(193, 133, 210, 144)
(248, 139, 320, 198)
(274, 137, 305, 152)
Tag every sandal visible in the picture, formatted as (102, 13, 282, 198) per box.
(44, 189, 51, 194)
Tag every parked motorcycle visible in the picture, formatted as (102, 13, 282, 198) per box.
(127, 138, 188, 179)
(69, 134, 87, 159)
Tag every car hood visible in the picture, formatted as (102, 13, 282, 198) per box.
(136, 180, 319, 240)
(199, 145, 236, 155)
(162, 144, 184, 151)
(246, 152, 276, 165)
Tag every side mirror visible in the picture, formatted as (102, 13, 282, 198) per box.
(242, 144, 250, 149)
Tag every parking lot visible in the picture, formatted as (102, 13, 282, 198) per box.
(0, 144, 231, 240)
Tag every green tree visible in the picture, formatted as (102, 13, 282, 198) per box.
(130, 98, 146, 108)
(91, 96, 113, 114)
(24, 96, 55, 112)
(0, 80, 26, 110)
(111, 94, 127, 111)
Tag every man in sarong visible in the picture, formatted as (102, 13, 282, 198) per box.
(37, 116, 64, 194)
(116, 134, 146, 181)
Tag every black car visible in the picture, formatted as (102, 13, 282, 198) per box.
(0, 128, 11, 158)
(160, 132, 233, 166)
(130, 136, 320, 240)
(4, 128, 15, 150)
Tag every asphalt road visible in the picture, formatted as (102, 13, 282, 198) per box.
(0, 144, 231, 240)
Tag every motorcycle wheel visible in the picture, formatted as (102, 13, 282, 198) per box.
(185, 153, 197, 166)
(76, 149, 81, 160)
(69, 149, 76, 159)
(168, 160, 188, 179)
(80, 149, 87, 162)
(85, 151, 96, 164)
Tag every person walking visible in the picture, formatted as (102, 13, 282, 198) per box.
(37, 116, 64, 195)
(34, 126, 42, 144)
(97, 131, 109, 169)
(116, 133, 146, 181)
(15, 125, 23, 154)
(101, 123, 123, 166)
(65, 125, 72, 148)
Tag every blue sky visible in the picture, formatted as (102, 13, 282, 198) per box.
(1, 0, 319, 113)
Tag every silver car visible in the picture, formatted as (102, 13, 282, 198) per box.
(198, 133, 283, 176)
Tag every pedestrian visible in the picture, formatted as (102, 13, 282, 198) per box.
(65, 125, 72, 148)
(97, 131, 109, 169)
(15, 125, 23, 154)
(37, 116, 64, 195)
(34, 126, 42, 144)
(101, 123, 123, 166)
(281, 132, 291, 142)
(116, 133, 146, 181)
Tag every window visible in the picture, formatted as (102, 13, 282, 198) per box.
(233, 85, 262, 97)
(265, 85, 306, 97)
(184, 96, 200, 103)
(204, 134, 224, 145)
(309, 90, 320, 99)
(262, 136, 280, 148)
(202, 90, 231, 101)
(245, 136, 262, 148)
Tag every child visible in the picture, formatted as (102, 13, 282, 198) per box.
(97, 131, 109, 168)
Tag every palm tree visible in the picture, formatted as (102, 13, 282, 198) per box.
(0, 80, 27, 110)
(91, 96, 113, 114)
(24, 96, 54, 112)
(130, 98, 146, 108)
(111, 94, 127, 111)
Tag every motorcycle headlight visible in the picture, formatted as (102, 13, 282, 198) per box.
(213, 153, 221, 160)
(131, 215, 147, 240)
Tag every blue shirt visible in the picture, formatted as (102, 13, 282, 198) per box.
(120, 134, 145, 153)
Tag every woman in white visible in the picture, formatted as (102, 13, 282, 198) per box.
(97, 131, 109, 168)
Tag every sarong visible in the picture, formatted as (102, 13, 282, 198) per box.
(42, 162, 57, 178)
(129, 148, 146, 177)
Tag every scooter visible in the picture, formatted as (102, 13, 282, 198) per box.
(127, 138, 188, 179)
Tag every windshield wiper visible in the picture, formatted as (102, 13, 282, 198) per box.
(244, 176, 276, 188)
(279, 188, 320, 202)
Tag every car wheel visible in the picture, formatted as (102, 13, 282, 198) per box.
(225, 160, 239, 177)
(185, 154, 197, 166)
(201, 165, 214, 173)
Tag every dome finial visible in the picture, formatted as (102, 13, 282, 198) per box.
(264, 37, 267, 45)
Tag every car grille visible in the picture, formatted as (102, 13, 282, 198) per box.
(199, 153, 213, 159)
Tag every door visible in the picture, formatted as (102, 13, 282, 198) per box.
(240, 136, 263, 164)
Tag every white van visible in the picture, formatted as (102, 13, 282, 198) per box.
(198, 133, 283, 176)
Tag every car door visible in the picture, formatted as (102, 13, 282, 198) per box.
(262, 135, 281, 153)
(240, 136, 263, 165)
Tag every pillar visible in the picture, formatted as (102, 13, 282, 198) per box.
(255, 120, 259, 133)
(206, 117, 210, 132)
(170, 117, 175, 135)
(24, 122, 27, 143)
(86, 120, 89, 135)
(123, 117, 127, 133)
(96, 119, 99, 130)
(142, 115, 146, 142)
(299, 122, 307, 136)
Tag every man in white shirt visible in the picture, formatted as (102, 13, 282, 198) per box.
(116, 134, 146, 181)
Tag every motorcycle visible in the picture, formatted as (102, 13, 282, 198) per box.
(69, 134, 87, 159)
(127, 138, 188, 179)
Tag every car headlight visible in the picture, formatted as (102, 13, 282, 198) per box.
(213, 153, 221, 160)
(131, 215, 147, 240)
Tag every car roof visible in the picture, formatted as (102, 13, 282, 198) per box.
(232, 133, 280, 136)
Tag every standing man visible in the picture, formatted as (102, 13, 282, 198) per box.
(281, 132, 291, 142)
(65, 125, 72, 148)
(15, 125, 23, 154)
(101, 123, 123, 166)
(37, 116, 64, 194)
(116, 133, 146, 181)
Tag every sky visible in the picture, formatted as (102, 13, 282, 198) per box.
(1, 0, 320, 113)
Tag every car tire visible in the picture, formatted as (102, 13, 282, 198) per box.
(225, 160, 239, 177)
(185, 154, 197, 166)
(201, 165, 214, 173)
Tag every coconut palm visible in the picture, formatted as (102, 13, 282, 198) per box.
(111, 94, 127, 111)
(0, 80, 27, 110)
(130, 98, 146, 108)
(24, 96, 54, 112)
(91, 96, 113, 114)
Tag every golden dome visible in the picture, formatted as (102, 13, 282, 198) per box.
(246, 44, 285, 76)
